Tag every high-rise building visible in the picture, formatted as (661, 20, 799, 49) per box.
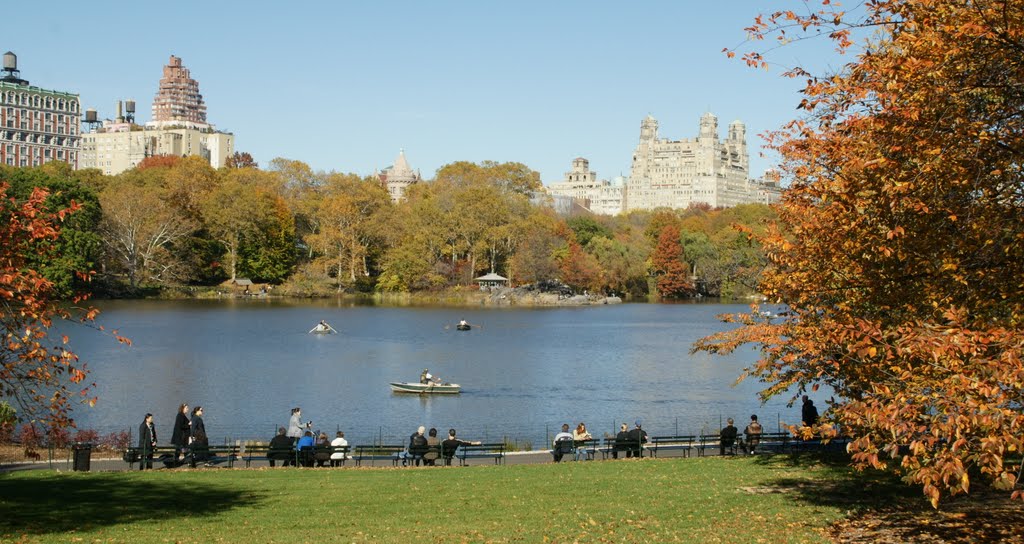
(376, 149, 421, 203)
(148, 55, 207, 129)
(626, 112, 759, 210)
(0, 51, 81, 168)
(79, 55, 234, 174)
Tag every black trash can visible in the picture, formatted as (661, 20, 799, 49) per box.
(72, 442, 92, 472)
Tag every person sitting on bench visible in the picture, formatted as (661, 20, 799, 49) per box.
(720, 418, 738, 456)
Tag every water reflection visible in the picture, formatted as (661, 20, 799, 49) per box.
(58, 299, 818, 446)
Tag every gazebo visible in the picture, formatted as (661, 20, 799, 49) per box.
(475, 272, 508, 290)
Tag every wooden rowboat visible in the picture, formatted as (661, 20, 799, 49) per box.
(389, 382, 461, 394)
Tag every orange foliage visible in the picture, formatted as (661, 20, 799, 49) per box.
(136, 154, 181, 170)
(0, 182, 127, 434)
(702, 1, 1024, 505)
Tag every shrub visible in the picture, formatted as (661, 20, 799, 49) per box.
(102, 430, 130, 450)
(47, 426, 71, 448)
(73, 429, 100, 445)
(17, 424, 42, 448)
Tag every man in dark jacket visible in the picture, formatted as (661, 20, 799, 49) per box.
(801, 396, 819, 427)
(626, 419, 648, 458)
(138, 413, 157, 470)
(612, 423, 630, 459)
(719, 418, 738, 455)
(268, 427, 294, 467)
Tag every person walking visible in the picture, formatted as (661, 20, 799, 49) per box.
(170, 403, 191, 466)
(138, 413, 157, 470)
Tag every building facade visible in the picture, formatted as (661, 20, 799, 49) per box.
(376, 149, 421, 203)
(545, 157, 625, 215)
(79, 119, 234, 174)
(0, 51, 80, 168)
(545, 113, 782, 216)
(79, 55, 234, 174)
(148, 55, 208, 129)
(625, 113, 756, 211)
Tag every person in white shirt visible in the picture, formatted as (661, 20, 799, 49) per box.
(552, 423, 574, 462)
(330, 431, 349, 467)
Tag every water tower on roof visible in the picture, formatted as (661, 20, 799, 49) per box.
(1, 51, 29, 85)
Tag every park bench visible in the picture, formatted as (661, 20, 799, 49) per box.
(123, 445, 178, 469)
(598, 436, 645, 459)
(456, 442, 506, 466)
(242, 444, 298, 468)
(743, 432, 791, 453)
(698, 434, 738, 457)
(649, 435, 696, 458)
(572, 439, 598, 461)
(188, 444, 239, 468)
(352, 444, 404, 467)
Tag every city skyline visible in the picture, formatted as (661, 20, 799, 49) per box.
(7, 1, 836, 183)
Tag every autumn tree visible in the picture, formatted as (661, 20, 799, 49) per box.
(0, 164, 102, 298)
(700, 0, 1024, 505)
(651, 224, 694, 299)
(225, 151, 258, 169)
(99, 177, 196, 288)
(0, 182, 124, 434)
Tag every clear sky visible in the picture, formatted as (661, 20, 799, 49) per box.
(7, 1, 838, 183)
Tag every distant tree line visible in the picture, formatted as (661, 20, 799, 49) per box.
(0, 157, 776, 300)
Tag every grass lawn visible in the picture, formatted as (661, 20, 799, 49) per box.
(0, 454, 922, 543)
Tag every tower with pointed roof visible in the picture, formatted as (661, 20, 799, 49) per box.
(376, 149, 421, 203)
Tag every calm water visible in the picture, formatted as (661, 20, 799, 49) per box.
(58, 299, 810, 446)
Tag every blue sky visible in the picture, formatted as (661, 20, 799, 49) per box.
(8, 1, 840, 183)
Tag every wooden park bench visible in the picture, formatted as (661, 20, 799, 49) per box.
(352, 445, 404, 467)
(649, 435, 696, 458)
(188, 444, 239, 468)
(698, 434, 738, 457)
(743, 432, 791, 453)
(456, 442, 506, 466)
(598, 436, 645, 459)
(242, 444, 298, 467)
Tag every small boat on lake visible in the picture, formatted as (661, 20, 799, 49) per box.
(390, 382, 461, 394)
(456, 323, 471, 331)
(309, 321, 337, 334)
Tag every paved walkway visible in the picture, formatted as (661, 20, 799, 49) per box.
(2, 446, 736, 473)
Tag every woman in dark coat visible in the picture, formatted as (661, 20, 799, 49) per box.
(170, 403, 191, 464)
(190, 406, 209, 463)
(138, 413, 157, 470)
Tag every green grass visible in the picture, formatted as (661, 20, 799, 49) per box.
(0, 454, 911, 543)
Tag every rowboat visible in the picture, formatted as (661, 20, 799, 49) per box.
(456, 323, 471, 331)
(389, 382, 461, 394)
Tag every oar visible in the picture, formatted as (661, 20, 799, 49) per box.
(326, 323, 339, 334)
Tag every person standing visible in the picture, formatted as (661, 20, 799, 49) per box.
(287, 407, 306, 444)
(744, 414, 763, 454)
(190, 406, 210, 465)
(170, 403, 191, 466)
(138, 413, 157, 470)
(801, 396, 819, 427)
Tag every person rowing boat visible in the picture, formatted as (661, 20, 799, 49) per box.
(308, 320, 338, 334)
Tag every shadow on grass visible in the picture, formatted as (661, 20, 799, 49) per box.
(751, 452, 1024, 543)
(0, 473, 264, 536)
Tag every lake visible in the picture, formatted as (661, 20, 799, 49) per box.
(58, 299, 811, 447)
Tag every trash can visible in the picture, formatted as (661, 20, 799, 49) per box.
(72, 442, 92, 472)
